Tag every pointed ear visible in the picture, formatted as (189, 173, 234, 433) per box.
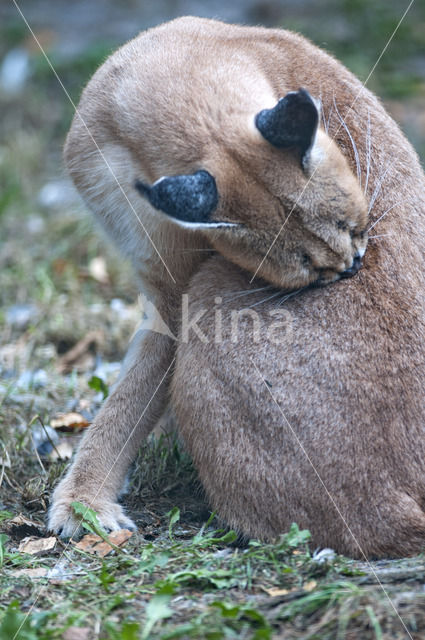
(135, 169, 232, 228)
(255, 88, 320, 165)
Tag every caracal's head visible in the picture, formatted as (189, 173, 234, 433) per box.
(135, 89, 368, 290)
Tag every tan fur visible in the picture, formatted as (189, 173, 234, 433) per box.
(49, 17, 424, 555)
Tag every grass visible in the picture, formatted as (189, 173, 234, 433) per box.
(2, 419, 425, 639)
(0, 506, 411, 639)
(1, 1, 425, 638)
(2, 498, 425, 638)
(283, 0, 425, 100)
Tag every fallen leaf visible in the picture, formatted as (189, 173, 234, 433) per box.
(74, 529, 133, 557)
(9, 514, 42, 529)
(49, 440, 74, 461)
(63, 627, 91, 640)
(262, 587, 290, 597)
(18, 536, 56, 555)
(51, 412, 90, 431)
(7, 514, 44, 540)
(51, 257, 69, 276)
(0, 456, 11, 468)
(303, 580, 317, 592)
(89, 256, 109, 283)
(13, 567, 48, 579)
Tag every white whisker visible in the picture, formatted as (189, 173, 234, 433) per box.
(368, 201, 401, 231)
(223, 284, 275, 302)
(364, 109, 372, 196)
(277, 288, 304, 306)
(368, 233, 393, 239)
(320, 91, 329, 133)
(326, 95, 334, 134)
(175, 248, 217, 254)
(367, 156, 399, 215)
(151, 247, 216, 256)
(249, 289, 284, 308)
(333, 96, 361, 186)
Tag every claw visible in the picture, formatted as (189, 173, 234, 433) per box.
(48, 483, 137, 539)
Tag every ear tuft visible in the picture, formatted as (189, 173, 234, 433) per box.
(135, 169, 218, 223)
(255, 88, 319, 162)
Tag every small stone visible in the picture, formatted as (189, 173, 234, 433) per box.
(16, 369, 48, 390)
(89, 256, 109, 284)
(26, 215, 45, 234)
(0, 48, 30, 94)
(312, 547, 336, 564)
(110, 298, 125, 312)
(32, 369, 48, 389)
(93, 361, 121, 381)
(49, 440, 74, 461)
(31, 424, 59, 450)
(5, 304, 39, 329)
(37, 179, 76, 208)
(16, 370, 33, 390)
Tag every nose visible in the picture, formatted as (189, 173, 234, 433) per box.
(340, 254, 362, 279)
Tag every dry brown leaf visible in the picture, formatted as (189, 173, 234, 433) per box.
(74, 533, 100, 553)
(74, 529, 133, 557)
(19, 536, 56, 555)
(10, 514, 42, 529)
(63, 627, 91, 640)
(6, 514, 44, 541)
(303, 580, 317, 592)
(89, 256, 109, 284)
(49, 440, 75, 461)
(51, 257, 69, 276)
(51, 412, 90, 431)
(262, 587, 290, 597)
(108, 529, 134, 544)
(13, 567, 48, 579)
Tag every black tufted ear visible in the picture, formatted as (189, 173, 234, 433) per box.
(255, 88, 319, 163)
(135, 169, 221, 226)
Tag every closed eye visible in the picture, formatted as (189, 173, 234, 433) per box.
(350, 228, 366, 239)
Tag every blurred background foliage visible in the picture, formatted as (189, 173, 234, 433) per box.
(0, 0, 424, 366)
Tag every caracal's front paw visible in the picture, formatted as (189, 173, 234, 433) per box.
(48, 479, 137, 539)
